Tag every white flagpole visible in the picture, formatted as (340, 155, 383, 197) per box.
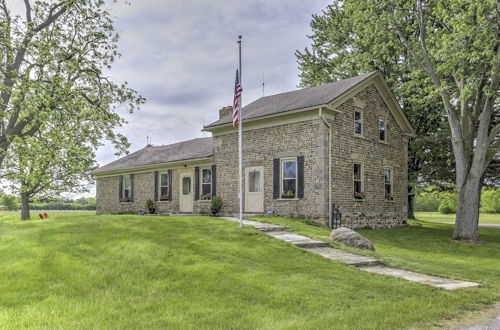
(238, 35, 243, 228)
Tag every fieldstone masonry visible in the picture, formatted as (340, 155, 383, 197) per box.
(95, 82, 409, 229)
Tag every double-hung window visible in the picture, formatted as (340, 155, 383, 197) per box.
(384, 168, 393, 201)
(354, 110, 363, 136)
(200, 168, 212, 200)
(353, 163, 365, 199)
(379, 117, 387, 142)
(281, 158, 297, 198)
(122, 174, 131, 202)
(159, 172, 169, 201)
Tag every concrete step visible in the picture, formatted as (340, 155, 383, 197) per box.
(358, 265, 479, 290)
(266, 231, 330, 248)
(305, 247, 379, 267)
(253, 225, 287, 232)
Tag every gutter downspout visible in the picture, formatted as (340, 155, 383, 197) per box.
(319, 107, 332, 226)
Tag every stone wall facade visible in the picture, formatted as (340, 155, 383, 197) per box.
(95, 83, 409, 228)
(329, 84, 408, 228)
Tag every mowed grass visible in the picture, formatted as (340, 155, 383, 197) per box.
(0, 213, 498, 329)
(415, 211, 500, 225)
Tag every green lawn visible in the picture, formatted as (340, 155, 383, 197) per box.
(0, 212, 498, 329)
(415, 212, 500, 225)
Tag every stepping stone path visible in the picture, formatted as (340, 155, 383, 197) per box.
(221, 217, 479, 290)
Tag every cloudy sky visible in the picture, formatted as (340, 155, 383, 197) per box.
(97, 0, 327, 167)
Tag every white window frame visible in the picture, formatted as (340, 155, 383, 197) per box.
(353, 162, 365, 200)
(384, 167, 394, 201)
(354, 109, 364, 136)
(280, 157, 298, 199)
(122, 174, 131, 202)
(159, 171, 169, 201)
(379, 116, 387, 142)
(200, 167, 212, 200)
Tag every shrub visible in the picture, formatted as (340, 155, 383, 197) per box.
(0, 195, 19, 211)
(438, 197, 457, 214)
(480, 189, 500, 213)
(145, 198, 155, 210)
(415, 191, 441, 212)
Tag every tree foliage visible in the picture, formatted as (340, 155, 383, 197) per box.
(0, 0, 144, 168)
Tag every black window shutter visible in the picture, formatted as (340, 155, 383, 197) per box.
(130, 174, 135, 202)
(194, 167, 200, 200)
(273, 159, 280, 199)
(119, 175, 123, 201)
(211, 164, 217, 197)
(297, 156, 304, 199)
(154, 171, 159, 201)
(168, 169, 173, 201)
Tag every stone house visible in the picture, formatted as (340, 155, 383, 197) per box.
(93, 72, 414, 228)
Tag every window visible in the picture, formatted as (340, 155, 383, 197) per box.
(122, 174, 131, 202)
(249, 170, 261, 192)
(384, 168, 393, 201)
(353, 163, 365, 199)
(281, 158, 297, 198)
(379, 117, 386, 141)
(200, 168, 212, 200)
(159, 172, 169, 201)
(182, 177, 191, 195)
(354, 110, 363, 135)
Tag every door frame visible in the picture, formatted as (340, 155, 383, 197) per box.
(244, 166, 264, 213)
(179, 172, 194, 213)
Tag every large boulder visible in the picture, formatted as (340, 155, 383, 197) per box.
(329, 227, 375, 251)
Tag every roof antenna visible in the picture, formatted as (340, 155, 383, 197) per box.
(146, 129, 150, 146)
(262, 71, 265, 96)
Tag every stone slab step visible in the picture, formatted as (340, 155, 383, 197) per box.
(266, 232, 330, 248)
(305, 247, 379, 267)
(253, 225, 286, 232)
(358, 265, 479, 290)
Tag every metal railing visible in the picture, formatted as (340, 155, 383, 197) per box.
(328, 203, 342, 229)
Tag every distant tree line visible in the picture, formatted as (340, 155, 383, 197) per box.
(0, 195, 96, 211)
(415, 188, 500, 214)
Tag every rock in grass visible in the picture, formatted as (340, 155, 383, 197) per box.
(330, 227, 375, 251)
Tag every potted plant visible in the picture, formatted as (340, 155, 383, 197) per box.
(354, 192, 366, 200)
(281, 190, 295, 198)
(145, 198, 156, 214)
(211, 196, 222, 216)
(385, 193, 394, 201)
(200, 193, 211, 200)
(160, 194, 170, 201)
(120, 196, 131, 203)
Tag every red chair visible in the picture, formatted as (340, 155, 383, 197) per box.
(43, 213, 48, 218)
(38, 214, 44, 219)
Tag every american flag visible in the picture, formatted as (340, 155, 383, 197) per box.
(232, 69, 242, 128)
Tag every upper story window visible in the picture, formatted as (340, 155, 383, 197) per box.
(159, 172, 169, 201)
(281, 158, 297, 198)
(122, 174, 131, 201)
(201, 168, 212, 200)
(384, 168, 394, 201)
(379, 117, 387, 142)
(354, 110, 363, 136)
(353, 162, 365, 200)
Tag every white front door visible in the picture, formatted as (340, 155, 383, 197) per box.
(245, 166, 264, 213)
(179, 173, 193, 213)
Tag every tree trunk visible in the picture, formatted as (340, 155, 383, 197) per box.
(453, 176, 481, 242)
(20, 192, 30, 221)
(407, 186, 415, 220)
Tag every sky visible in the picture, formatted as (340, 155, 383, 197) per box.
(97, 0, 327, 166)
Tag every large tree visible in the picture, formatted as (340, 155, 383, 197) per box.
(0, 0, 143, 168)
(297, 0, 499, 241)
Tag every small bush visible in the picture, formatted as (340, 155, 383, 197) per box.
(480, 189, 500, 213)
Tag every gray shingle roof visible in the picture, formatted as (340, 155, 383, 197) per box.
(205, 71, 377, 128)
(93, 137, 213, 174)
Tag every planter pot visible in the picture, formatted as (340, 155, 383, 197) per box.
(211, 206, 221, 216)
(148, 208, 156, 214)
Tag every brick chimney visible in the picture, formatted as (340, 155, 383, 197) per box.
(219, 105, 233, 119)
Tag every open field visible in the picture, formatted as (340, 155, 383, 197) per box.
(0, 212, 498, 329)
(415, 212, 500, 225)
